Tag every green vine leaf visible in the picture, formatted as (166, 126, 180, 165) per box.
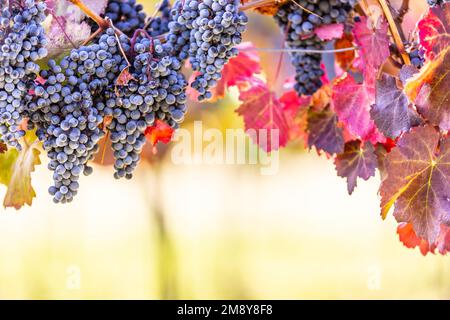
(0, 131, 42, 210)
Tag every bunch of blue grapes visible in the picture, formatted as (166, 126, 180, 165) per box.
(427, 0, 449, 7)
(274, 0, 356, 96)
(182, 0, 248, 101)
(94, 0, 172, 39)
(102, 0, 147, 36)
(278, 0, 357, 37)
(163, 0, 193, 62)
(28, 28, 129, 203)
(146, 0, 172, 37)
(409, 48, 424, 69)
(108, 36, 187, 179)
(0, 0, 47, 150)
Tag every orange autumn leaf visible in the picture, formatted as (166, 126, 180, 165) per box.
(311, 83, 332, 111)
(115, 66, 135, 87)
(404, 47, 450, 130)
(279, 90, 310, 142)
(335, 33, 356, 71)
(398, 223, 450, 256)
(145, 120, 175, 146)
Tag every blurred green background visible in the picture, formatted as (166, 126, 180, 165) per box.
(1, 0, 449, 300)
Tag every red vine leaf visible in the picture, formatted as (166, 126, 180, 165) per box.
(436, 225, 450, 255)
(314, 23, 344, 41)
(353, 16, 390, 69)
(404, 47, 450, 131)
(144, 120, 174, 147)
(279, 90, 310, 142)
(380, 126, 450, 244)
(236, 78, 289, 152)
(370, 73, 422, 138)
(0, 131, 41, 210)
(187, 42, 261, 102)
(334, 140, 377, 195)
(398, 223, 450, 256)
(332, 73, 384, 143)
(417, 3, 450, 60)
(307, 107, 344, 155)
(397, 222, 434, 255)
(352, 16, 390, 85)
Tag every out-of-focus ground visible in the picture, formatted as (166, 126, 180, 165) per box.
(1, 0, 447, 300)
(1, 149, 449, 299)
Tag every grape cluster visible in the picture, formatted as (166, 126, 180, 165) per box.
(274, 0, 356, 96)
(0, 0, 47, 150)
(28, 29, 129, 203)
(427, 0, 449, 7)
(0, 0, 251, 204)
(30, 25, 188, 200)
(164, 0, 195, 62)
(96, 0, 172, 38)
(184, 0, 248, 101)
(146, 0, 172, 37)
(409, 48, 424, 69)
(107, 36, 187, 179)
(100, 0, 249, 102)
(102, 0, 147, 36)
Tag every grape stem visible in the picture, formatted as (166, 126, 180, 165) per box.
(70, 0, 283, 44)
(143, 0, 165, 30)
(81, 27, 103, 46)
(377, 0, 411, 65)
(69, 0, 356, 56)
(70, 0, 274, 31)
(108, 18, 132, 67)
(291, 0, 322, 20)
(68, 0, 110, 30)
(396, 0, 410, 24)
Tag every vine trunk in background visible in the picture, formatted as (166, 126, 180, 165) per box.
(0, 0, 449, 255)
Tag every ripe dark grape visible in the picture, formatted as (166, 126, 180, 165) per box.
(183, 0, 248, 101)
(0, 0, 47, 150)
(274, 0, 356, 96)
(409, 48, 424, 69)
